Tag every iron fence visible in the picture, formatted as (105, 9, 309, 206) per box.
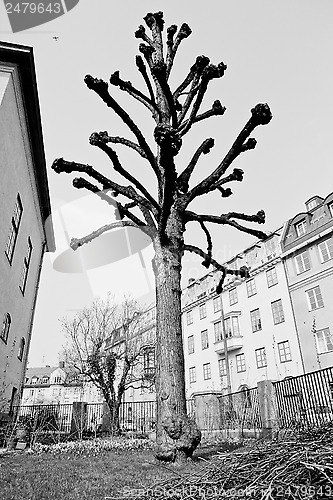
(12, 399, 195, 436)
(273, 366, 333, 428)
(14, 403, 73, 433)
(219, 387, 262, 431)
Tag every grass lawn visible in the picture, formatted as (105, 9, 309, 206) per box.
(0, 440, 232, 500)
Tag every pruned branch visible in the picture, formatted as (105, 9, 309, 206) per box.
(110, 70, 158, 117)
(143, 11, 165, 61)
(166, 22, 192, 77)
(174, 55, 210, 100)
(151, 61, 178, 128)
(183, 244, 250, 293)
(199, 221, 212, 268)
(89, 132, 160, 214)
(209, 167, 244, 191)
(51, 157, 158, 228)
(177, 138, 215, 193)
(185, 210, 268, 240)
(180, 62, 227, 136)
(89, 131, 148, 160)
(178, 100, 226, 135)
(134, 24, 154, 48)
(176, 56, 210, 124)
(135, 56, 159, 118)
(84, 75, 160, 182)
(186, 103, 272, 203)
(70, 221, 152, 252)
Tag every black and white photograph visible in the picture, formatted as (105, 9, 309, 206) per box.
(0, 1, 333, 498)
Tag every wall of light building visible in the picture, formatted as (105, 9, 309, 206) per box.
(182, 231, 304, 398)
(0, 65, 46, 411)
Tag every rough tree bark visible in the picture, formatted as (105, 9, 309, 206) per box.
(52, 11, 272, 461)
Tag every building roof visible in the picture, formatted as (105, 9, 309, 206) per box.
(0, 41, 55, 252)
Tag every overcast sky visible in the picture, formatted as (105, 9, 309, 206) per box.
(1, 1, 333, 366)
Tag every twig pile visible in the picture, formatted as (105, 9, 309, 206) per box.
(137, 424, 333, 499)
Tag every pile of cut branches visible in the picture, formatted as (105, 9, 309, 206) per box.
(137, 423, 333, 499)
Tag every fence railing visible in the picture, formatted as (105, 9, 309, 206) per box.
(15, 404, 73, 433)
(12, 399, 196, 436)
(219, 387, 262, 431)
(273, 366, 333, 428)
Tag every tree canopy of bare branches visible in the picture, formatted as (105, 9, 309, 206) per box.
(52, 11, 272, 461)
(61, 296, 154, 433)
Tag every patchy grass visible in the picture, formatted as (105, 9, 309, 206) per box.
(0, 438, 240, 500)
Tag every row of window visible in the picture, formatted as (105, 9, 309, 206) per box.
(188, 299, 285, 353)
(188, 341, 292, 383)
(0, 312, 25, 360)
(295, 237, 333, 274)
(186, 267, 280, 326)
(188, 283, 326, 343)
(4, 194, 33, 295)
(186, 236, 333, 326)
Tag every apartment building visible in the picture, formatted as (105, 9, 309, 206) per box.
(182, 229, 304, 398)
(281, 193, 333, 372)
(22, 362, 101, 406)
(0, 42, 55, 413)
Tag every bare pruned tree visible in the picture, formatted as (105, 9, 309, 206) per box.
(52, 11, 272, 461)
(61, 296, 153, 434)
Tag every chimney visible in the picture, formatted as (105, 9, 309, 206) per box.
(59, 361, 65, 369)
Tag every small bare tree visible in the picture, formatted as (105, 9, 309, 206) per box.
(61, 296, 153, 434)
(52, 11, 272, 461)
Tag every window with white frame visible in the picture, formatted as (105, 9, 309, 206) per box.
(255, 347, 267, 368)
(199, 302, 207, 319)
(186, 310, 193, 325)
(225, 316, 240, 338)
(5, 194, 23, 264)
(236, 353, 246, 373)
(201, 329, 209, 350)
(318, 238, 333, 263)
(278, 341, 292, 363)
(31, 377, 39, 385)
(295, 251, 311, 274)
(0, 313, 11, 344)
(315, 328, 333, 354)
(246, 278, 257, 297)
(17, 338, 25, 361)
(203, 363, 211, 380)
(213, 295, 222, 313)
(189, 366, 196, 383)
(229, 287, 238, 306)
(19, 237, 33, 295)
(42, 376, 49, 384)
(214, 321, 223, 342)
(306, 286, 324, 311)
(271, 299, 285, 324)
(266, 267, 278, 287)
(295, 220, 307, 237)
(54, 376, 62, 384)
(218, 358, 227, 377)
(188, 335, 194, 354)
(250, 309, 262, 332)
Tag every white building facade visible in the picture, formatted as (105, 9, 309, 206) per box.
(182, 229, 305, 398)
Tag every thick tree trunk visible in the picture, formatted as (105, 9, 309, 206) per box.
(106, 397, 121, 434)
(153, 239, 201, 462)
